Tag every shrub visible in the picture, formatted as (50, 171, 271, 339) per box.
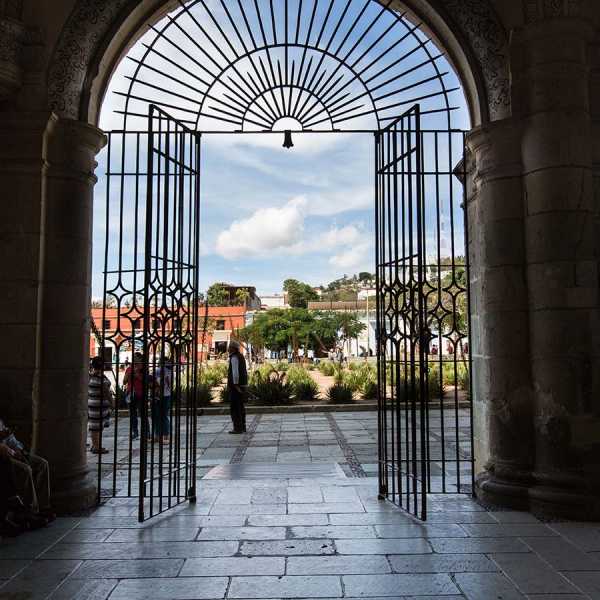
(199, 363, 227, 388)
(248, 370, 293, 405)
(457, 364, 470, 392)
(362, 380, 378, 399)
(427, 364, 443, 400)
(286, 365, 311, 387)
(343, 369, 365, 392)
(318, 361, 336, 377)
(293, 380, 319, 403)
(348, 361, 358, 371)
(219, 386, 229, 403)
(197, 383, 213, 406)
(333, 364, 345, 385)
(274, 361, 289, 372)
(327, 383, 354, 404)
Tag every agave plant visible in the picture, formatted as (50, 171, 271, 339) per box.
(293, 380, 319, 403)
(248, 369, 293, 405)
(327, 383, 354, 404)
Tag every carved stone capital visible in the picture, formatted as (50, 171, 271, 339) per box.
(45, 117, 107, 185)
(466, 118, 522, 192)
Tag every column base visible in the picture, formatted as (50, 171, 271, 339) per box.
(50, 469, 97, 514)
(476, 471, 600, 521)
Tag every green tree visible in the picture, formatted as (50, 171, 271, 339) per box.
(234, 288, 250, 306)
(283, 278, 319, 308)
(207, 283, 229, 306)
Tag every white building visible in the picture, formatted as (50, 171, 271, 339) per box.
(260, 293, 288, 309)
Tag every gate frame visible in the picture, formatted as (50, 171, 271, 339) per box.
(375, 104, 474, 521)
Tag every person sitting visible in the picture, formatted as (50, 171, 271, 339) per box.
(88, 356, 114, 454)
(0, 418, 55, 528)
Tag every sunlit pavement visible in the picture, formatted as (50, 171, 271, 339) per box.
(1, 412, 598, 599)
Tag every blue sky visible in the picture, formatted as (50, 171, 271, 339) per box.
(93, 0, 469, 299)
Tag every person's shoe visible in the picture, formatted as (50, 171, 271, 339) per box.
(228, 430, 243, 434)
(91, 447, 109, 454)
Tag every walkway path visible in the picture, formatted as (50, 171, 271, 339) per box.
(1, 412, 598, 598)
(1, 476, 599, 598)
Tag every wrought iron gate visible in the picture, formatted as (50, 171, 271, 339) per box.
(376, 105, 472, 520)
(96, 106, 201, 522)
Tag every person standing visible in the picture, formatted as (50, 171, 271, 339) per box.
(123, 352, 152, 440)
(227, 340, 247, 434)
(153, 357, 173, 444)
(88, 356, 113, 454)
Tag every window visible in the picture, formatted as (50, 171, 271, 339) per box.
(216, 320, 225, 330)
(103, 320, 111, 329)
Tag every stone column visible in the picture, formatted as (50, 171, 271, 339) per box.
(35, 116, 106, 512)
(513, 17, 600, 520)
(0, 112, 49, 445)
(467, 119, 535, 508)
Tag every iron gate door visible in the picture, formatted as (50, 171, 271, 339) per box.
(376, 105, 474, 521)
(137, 105, 201, 521)
(376, 105, 428, 519)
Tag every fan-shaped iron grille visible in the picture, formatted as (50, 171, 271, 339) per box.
(114, 0, 463, 132)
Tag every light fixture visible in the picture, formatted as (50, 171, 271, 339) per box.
(282, 130, 294, 149)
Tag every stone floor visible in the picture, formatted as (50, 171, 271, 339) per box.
(1, 412, 599, 599)
(94, 411, 473, 498)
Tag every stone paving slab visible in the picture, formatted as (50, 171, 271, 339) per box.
(229, 575, 343, 598)
(180, 556, 285, 576)
(109, 576, 229, 599)
(1, 412, 599, 600)
(70, 558, 184, 579)
(343, 573, 460, 596)
(287, 555, 391, 575)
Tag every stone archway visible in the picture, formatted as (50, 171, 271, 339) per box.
(46, 0, 510, 126)
(0, 0, 600, 518)
(42, 0, 510, 513)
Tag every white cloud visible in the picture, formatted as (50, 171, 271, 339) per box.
(215, 197, 306, 260)
(214, 196, 371, 261)
(304, 186, 373, 216)
(329, 241, 372, 270)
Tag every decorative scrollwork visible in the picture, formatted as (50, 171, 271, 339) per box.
(443, 0, 510, 121)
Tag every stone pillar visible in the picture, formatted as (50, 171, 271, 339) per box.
(512, 17, 600, 519)
(467, 119, 535, 507)
(0, 112, 49, 445)
(35, 116, 106, 512)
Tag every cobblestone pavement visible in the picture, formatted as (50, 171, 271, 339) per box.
(1, 412, 598, 598)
